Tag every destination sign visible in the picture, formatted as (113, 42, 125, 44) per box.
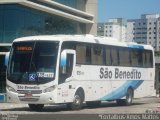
(16, 46, 32, 51)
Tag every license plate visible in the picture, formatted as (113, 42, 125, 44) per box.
(25, 93, 33, 98)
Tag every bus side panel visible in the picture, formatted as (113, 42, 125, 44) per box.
(55, 66, 155, 103)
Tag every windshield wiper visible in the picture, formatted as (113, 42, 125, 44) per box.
(28, 41, 39, 85)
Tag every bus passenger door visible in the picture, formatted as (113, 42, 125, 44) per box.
(58, 50, 76, 103)
(59, 50, 75, 83)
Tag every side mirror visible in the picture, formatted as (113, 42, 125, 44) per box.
(5, 52, 10, 67)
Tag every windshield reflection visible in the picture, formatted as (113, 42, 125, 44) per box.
(7, 41, 59, 84)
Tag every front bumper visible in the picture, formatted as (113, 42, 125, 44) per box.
(7, 89, 56, 104)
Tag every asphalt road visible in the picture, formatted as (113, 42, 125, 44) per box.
(0, 97, 160, 120)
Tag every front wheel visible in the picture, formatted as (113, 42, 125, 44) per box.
(67, 91, 84, 110)
(28, 104, 44, 111)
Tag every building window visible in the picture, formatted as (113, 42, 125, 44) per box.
(0, 4, 77, 43)
(137, 28, 141, 30)
(142, 32, 146, 34)
(149, 22, 152, 25)
(142, 27, 147, 30)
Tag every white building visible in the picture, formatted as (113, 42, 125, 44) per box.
(127, 14, 160, 51)
(104, 18, 127, 42)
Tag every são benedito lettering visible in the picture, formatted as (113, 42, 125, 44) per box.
(115, 68, 141, 79)
(100, 67, 141, 79)
(99, 68, 112, 79)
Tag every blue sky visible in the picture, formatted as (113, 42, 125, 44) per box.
(98, 0, 160, 22)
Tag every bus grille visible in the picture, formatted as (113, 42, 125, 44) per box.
(17, 90, 42, 94)
(19, 97, 40, 101)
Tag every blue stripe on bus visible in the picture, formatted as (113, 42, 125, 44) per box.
(128, 45, 144, 49)
(99, 80, 144, 101)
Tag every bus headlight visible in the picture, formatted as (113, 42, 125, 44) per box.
(7, 85, 17, 93)
(43, 85, 56, 93)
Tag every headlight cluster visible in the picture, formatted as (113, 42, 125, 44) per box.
(43, 85, 56, 93)
(7, 85, 17, 93)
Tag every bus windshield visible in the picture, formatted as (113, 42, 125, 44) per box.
(7, 41, 59, 84)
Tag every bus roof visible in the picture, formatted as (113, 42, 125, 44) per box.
(13, 34, 154, 50)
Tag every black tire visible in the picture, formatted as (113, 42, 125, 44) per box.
(86, 101, 101, 108)
(28, 104, 44, 111)
(67, 91, 84, 110)
(116, 88, 133, 106)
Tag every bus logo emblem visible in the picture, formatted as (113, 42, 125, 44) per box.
(29, 74, 36, 81)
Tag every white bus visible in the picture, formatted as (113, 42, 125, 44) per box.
(6, 35, 155, 110)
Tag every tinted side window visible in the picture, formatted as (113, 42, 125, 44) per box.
(131, 49, 139, 67)
(119, 48, 131, 66)
(91, 45, 103, 65)
(86, 45, 92, 64)
(61, 41, 76, 50)
(145, 50, 153, 68)
(111, 47, 118, 66)
(106, 47, 112, 66)
(138, 49, 143, 67)
(76, 44, 86, 64)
